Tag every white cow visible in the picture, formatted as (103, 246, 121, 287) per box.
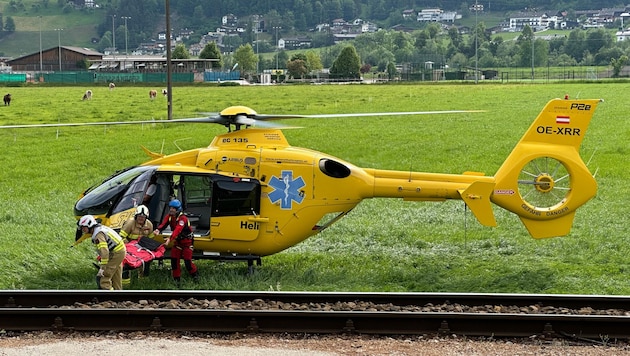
(82, 90, 93, 100)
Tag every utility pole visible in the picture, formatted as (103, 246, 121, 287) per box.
(474, 0, 478, 84)
(166, 0, 172, 120)
(39, 16, 42, 73)
(122, 16, 131, 55)
(531, 32, 535, 81)
(111, 14, 116, 59)
(273, 26, 281, 71)
(255, 18, 259, 75)
(55, 28, 63, 71)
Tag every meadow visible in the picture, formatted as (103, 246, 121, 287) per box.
(0, 82, 628, 293)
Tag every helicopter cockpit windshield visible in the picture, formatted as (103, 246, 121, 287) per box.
(74, 166, 156, 216)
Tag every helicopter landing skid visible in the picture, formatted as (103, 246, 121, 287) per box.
(199, 252, 262, 275)
(158, 251, 262, 275)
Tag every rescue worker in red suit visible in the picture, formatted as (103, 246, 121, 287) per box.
(154, 199, 198, 285)
(77, 215, 126, 290)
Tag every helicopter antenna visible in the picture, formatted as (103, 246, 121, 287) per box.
(585, 148, 598, 167)
(173, 137, 192, 152)
(585, 148, 599, 178)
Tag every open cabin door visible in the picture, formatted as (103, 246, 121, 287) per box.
(209, 177, 262, 242)
(178, 175, 262, 242)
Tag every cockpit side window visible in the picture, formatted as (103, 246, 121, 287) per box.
(74, 166, 156, 216)
(111, 170, 154, 215)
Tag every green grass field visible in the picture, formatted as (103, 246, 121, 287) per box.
(0, 82, 628, 293)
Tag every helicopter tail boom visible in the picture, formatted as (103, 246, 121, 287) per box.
(368, 169, 497, 227)
(365, 98, 601, 239)
(490, 98, 602, 238)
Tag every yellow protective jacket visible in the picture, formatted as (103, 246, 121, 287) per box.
(119, 218, 155, 242)
(91, 225, 125, 266)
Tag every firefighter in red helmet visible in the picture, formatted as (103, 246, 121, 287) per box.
(154, 199, 198, 286)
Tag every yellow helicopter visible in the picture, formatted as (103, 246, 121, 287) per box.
(0, 98, 602, 270)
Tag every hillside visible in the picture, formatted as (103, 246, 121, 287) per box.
(0, 0, 623, 59)
(0, 1, 103, 58)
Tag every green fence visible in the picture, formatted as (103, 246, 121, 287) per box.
(42, 72, 94, 83)
(37, 72, 194, 84)
(0, 73, 27, 82)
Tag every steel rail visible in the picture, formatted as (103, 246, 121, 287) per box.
(4, 290, 630, 309)
(1, 291, 630, 340)
(2, 308, 630, 340)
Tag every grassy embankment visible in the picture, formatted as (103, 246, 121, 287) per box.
(0, 82, 627, 292)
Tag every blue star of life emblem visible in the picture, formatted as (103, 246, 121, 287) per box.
(268, 170, 306, 209)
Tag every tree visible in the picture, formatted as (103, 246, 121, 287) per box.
(233, 43, 258, 76)
(305, 50, 323, 72)
(97, 32, 113, 52)
(611, 55, 628, 77)
(448, 27, 462, 49)
(172, 44, 190, 59)
(517, 25, 534, 67)
(330, 45, 361, 79)
(287, 59, 308, 78)
(565, 29, 586, 62)
(386, 62, 397, 80)
(199, 42, 223, 69)
(4, 16, 15, 33)
(287, 53, 309, 78)
(272, 50, 289, 70)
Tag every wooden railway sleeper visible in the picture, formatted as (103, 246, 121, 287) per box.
(150, 317, 162, 330)
(541, 322, 555, 339)
(438, 320, 450, 335)
(247, 318, 259, 332)
(343, 319, 356, 334)
(52, 316, 64, 331)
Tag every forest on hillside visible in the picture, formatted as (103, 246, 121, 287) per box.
(1, 0, 628, 77)
(93, 0, 625, 50)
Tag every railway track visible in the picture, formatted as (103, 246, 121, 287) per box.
(2, 291, 629, 342)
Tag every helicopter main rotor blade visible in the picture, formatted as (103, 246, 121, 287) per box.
(0, 109, 484, 130)
(0, 117, 218, 129)
(233, 110, 484, 121)
(298, 110, 485, 119)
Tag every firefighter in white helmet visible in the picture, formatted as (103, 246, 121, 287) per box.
(120, 205, 155, 243)
(77, 215, 126, 290)
(119, 205, 156, 284)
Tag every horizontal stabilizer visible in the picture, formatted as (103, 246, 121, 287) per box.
(458, 181, 496, 227)
(141, 145, 165, 159)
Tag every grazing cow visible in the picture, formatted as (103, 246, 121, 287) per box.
(162, 89, 168, 96)
(3, 93, 11, 106)
(149, 89, 157, 100)
(82, 90, 93, 101)
(108, 82, 115, 90)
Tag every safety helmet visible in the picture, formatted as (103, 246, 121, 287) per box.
(135, 205, 149, 218)
(169, 199, 182, 212)
(78, 215, 98, 229)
